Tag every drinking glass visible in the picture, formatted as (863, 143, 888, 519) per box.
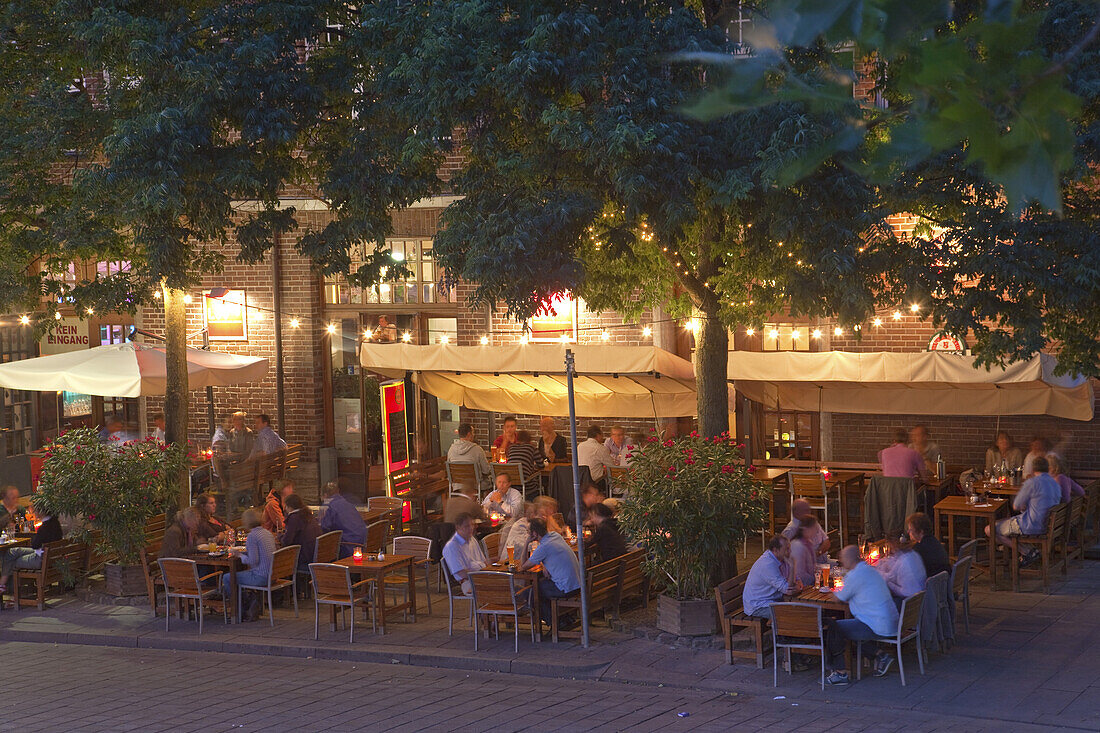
(857, 534, 867, 557)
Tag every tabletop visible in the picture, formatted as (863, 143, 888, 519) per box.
(934, 495, 1007, 516)
(753, 468, 791, 483)
(335, 554, 414, 574)
(796, 586, 849, 612)
(829, 470, 866, 484)
(0, 536, 29, 552)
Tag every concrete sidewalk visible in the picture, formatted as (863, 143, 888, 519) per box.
(2, 558, 1099, 730)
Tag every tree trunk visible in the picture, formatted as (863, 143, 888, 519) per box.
(163, 287, 190, 509)
(693, 306, 729, 438)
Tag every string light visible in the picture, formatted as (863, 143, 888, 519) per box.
(745, 328, 755, 337)
(325, 323, 336, 334)
(642, 326, 652, 338)
(873, 317, 882, 327)
(19, 315, 29, 325)
(182, 294, 192, 304)
(834, 327, 844, 336)
(768, 328, 779, 339)
(811, 329, 822, 339)
(791, 329, 800, 340)
(519, 334, 529, 345)
(910, 303, 920, 313)
(54, 312, 61, 320)
(86, 307, 94, 315)
(439, 334, 449, 344)
(363, 330, 372, 339)
(289, 318, 300, 329)
(559, 333, 570, 343)
(401, 331, 412, 342)
(479, 335, 489, 345)
(892, 311, 902, 321)
(153, 291, 161, 299)
(600, 330, 610, 341)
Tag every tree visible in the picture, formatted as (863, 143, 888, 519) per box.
(0, 0, 335, 501)
(318, 0, 910, 437)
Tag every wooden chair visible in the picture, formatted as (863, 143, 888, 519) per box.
(309, 562, 375, 642)
(367, 495, 405, 534)
(714, 570, 769, 668)
(157, 558, 226, 634)
(1008, 502, 1069, 593)
(364, 521, 387, 553)
(82, 529, 115, 576)
(770, 602, 826, 689)
(144, 513, 168, 544)
(492, 462, 536, 500)
(1083, 481, 1100, 546)
(238, 545, 300, 626)
(788, 471, 842, 538)
(446, 461, 484, 497)
(470, 571, 536, 652)
(616, 548, 649, 615)
(298, 530, 342, 600)
(550, 556, 624, 643)
(950, 555, 974, 633)
(481, 531, 502, 561)
(441, 555, 475, 634)
(139, 540, 165, 615)
(1062, 495, 1088, 567)
(388, 536, 433, 615)
(857, 590, 925, 686)
(605, 465, 631, 497)
(13, 539, 86, 611)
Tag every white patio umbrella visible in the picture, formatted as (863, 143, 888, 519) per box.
(0, 342, 269, 397)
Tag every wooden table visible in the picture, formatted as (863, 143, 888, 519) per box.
(752, 468, 791, 536)
(797, 586, 849, 614)
(186, 551, 244, 622)
(934, 495, 1008, 588)
(918, 476, 955, 512)
(358, 507, 395, 524)
(486, 562, 543, 641)
(974, 480, 1021, 498)
(335, 554, 417, 634)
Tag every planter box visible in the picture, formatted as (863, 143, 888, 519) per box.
(656, 594, 717, 636)
(104, 563, 147, 597)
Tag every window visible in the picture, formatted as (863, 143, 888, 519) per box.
(764, 410, 817, 461)
(761, 323, 812, 352)
(0, 326, 34, 457)
(324, 238, 457, 306)
(726, 3, 754, 56)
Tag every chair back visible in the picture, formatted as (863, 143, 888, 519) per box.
(314, 530, 342, 563)
(271, 545, 300, 583)
(158, 558, 202, 596)
(899, 590, 925, 636)
(481, 531, 501, 560)
(714, 570, 748, 617)
(392, 535, 431, 561)
(1067, 495, 1086, 538)
(144, 513, 168, 544)
(926, 570, 950, 609)
(620, 548, 647, 599)
(491, 462, 525, 488)
(364, 521, 387, 552)
(957, 538, 979, 562)
(606, 465, 631, 495)
(788, 471, 827, 499)
(951, 555, 972, 599)
(309, 562, 353, 602)
(367, 496, 404, 514)
(771, 602, 823, 640)
(446, 462, 481, 493)
(470, 571, 520, 610)
(440, 556, 464, 597)
(1047, 501, 1070, 538)
(588, 556, 625, 608)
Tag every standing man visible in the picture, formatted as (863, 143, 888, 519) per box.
(823, 545, 901, 684)
(521, 518, 582, 630)
(442, 513, 488, 595)
(605, 426, 629, 465)
(577, 425, 615, 490)
(908, 425, 941, 476)
(879, 428, 929, 481)
(538, 416, 568, 464)
(250, 414, 287, 459)
(447, 423, 492, 493)
(986, 456, 1062, 565)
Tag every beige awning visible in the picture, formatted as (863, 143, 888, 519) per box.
(359, 343, 718, 417)
(727, 350, 1094, 421)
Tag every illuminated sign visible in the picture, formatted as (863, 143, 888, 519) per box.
(526, 293, 577, 342)
(927, 331, 967, 353)
(203, 289, 248, 341)
(41, 317, 90, 355)
(380, 380, 412, 522)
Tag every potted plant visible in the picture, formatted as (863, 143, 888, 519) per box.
(617, 432, 767, 636)
(35, 427, 189, 596)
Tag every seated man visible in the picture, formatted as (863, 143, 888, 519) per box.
(587, 502, 628, 562)
(444, 485, 486, 525)
(482, 473, 523, 521)
(576, 424, 615, 490)
(249, 413, 287, 460)
(876, 541, 927, 605)
(442, 513, 487, 595)
(0, 509, 62, 596)
(447, 423, 493, 494)
(492, 415, 519, 454)
(986, 455, 1062, 565)
(823, 545, 901, 685)
(604, 426, 629, 465)
(906, 512, 951, 577)
(319, 480, 366, 558)
(907, 424, 941, 477)
(742, 535, 800, 622)
(226, 509, 277, 622)
(521, 518, 582, 630)
(0, 485, 27, 531)
(781, 498, 830, 558)
(879, 427, 929, 481)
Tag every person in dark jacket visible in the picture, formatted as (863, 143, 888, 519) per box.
(906, 512, 951, 577)
(193, 493, 231, 543)
(586, 502, 629, 562)
(280, 494, 321, 571)
(0, 512, 63, 593)
(159, 508, 203, 559)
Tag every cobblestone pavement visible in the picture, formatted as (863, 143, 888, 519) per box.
(0, 641, 1074, 733)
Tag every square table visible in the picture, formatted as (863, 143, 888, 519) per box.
(934, 495, 1008, 588)
(186, 551, 244, 622)
(335, 554, 417, 634)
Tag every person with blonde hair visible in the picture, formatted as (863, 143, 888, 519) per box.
(226, 508, 276, 621)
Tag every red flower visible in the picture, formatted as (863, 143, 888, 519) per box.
(747, 465, 757, 474)
(88, 514, 95, 521)
(685, 459, 695, 465)
(73, 459, 85, 466)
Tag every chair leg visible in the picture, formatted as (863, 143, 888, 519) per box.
(423, 565, 432, 615)
(773, 640, 779, 687)
(753, 622, 765, 669)
(267, 590, 275, 627)
(474, 611, 480, 651)
(314, 600, 320, 640)
(551, 600, 559, 644)
(820, 650, 826, 690)
(917, 637, 925, 674)
(165, 594, 171, 632)
(198, 598, 204, 636)
(856, 641, 863, 680)
(349, 603, 355, 644)
(293, 578, 299, 618)
(448, 596, 454, 635)
(897, 641, 906, 686)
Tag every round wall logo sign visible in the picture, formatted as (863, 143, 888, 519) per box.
(927, 331, 967, 353)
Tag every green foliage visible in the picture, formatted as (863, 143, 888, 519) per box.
(34, 427, 188, 565)
(690, 0, 1095, 213)
(617, 433, 767, 600)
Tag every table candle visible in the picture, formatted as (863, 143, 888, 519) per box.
(352, 547, 363, 564)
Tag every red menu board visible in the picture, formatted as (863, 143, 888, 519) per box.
(380, 381, 410, 519)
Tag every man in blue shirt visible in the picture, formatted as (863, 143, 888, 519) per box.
(742, 535, 800, 621)
(319, 480, 366, 558)
(522, 518, 581, 630)
(986, 456, 1062, 565)
(823, 545, 901, 685)
(249, 413, 287, 460)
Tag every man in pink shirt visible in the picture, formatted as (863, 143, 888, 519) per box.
(878, 428, 929, 480)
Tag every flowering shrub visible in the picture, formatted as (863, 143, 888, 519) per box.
(617, 432, 767, 600)
(35, 427, 189, 565)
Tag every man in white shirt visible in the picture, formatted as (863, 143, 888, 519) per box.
(483, 473, 523, 520)
(577, 425, 615, 488)
(823, 545, 901, 684)
(605, 426, 628, 464)
(442, 513, 487, 595)
(742, 535, 800, 621)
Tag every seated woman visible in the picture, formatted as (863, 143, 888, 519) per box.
(159, 508, 202, 559)
(1048, 454, 1085, 504)
(789, 516, 819, 588)
(534, 496, 566, 535)
(0, 508, 63, 596)
(193, 493, 231, 543)
(226, 508, 276, 622)
(280, 494, 321, 572)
